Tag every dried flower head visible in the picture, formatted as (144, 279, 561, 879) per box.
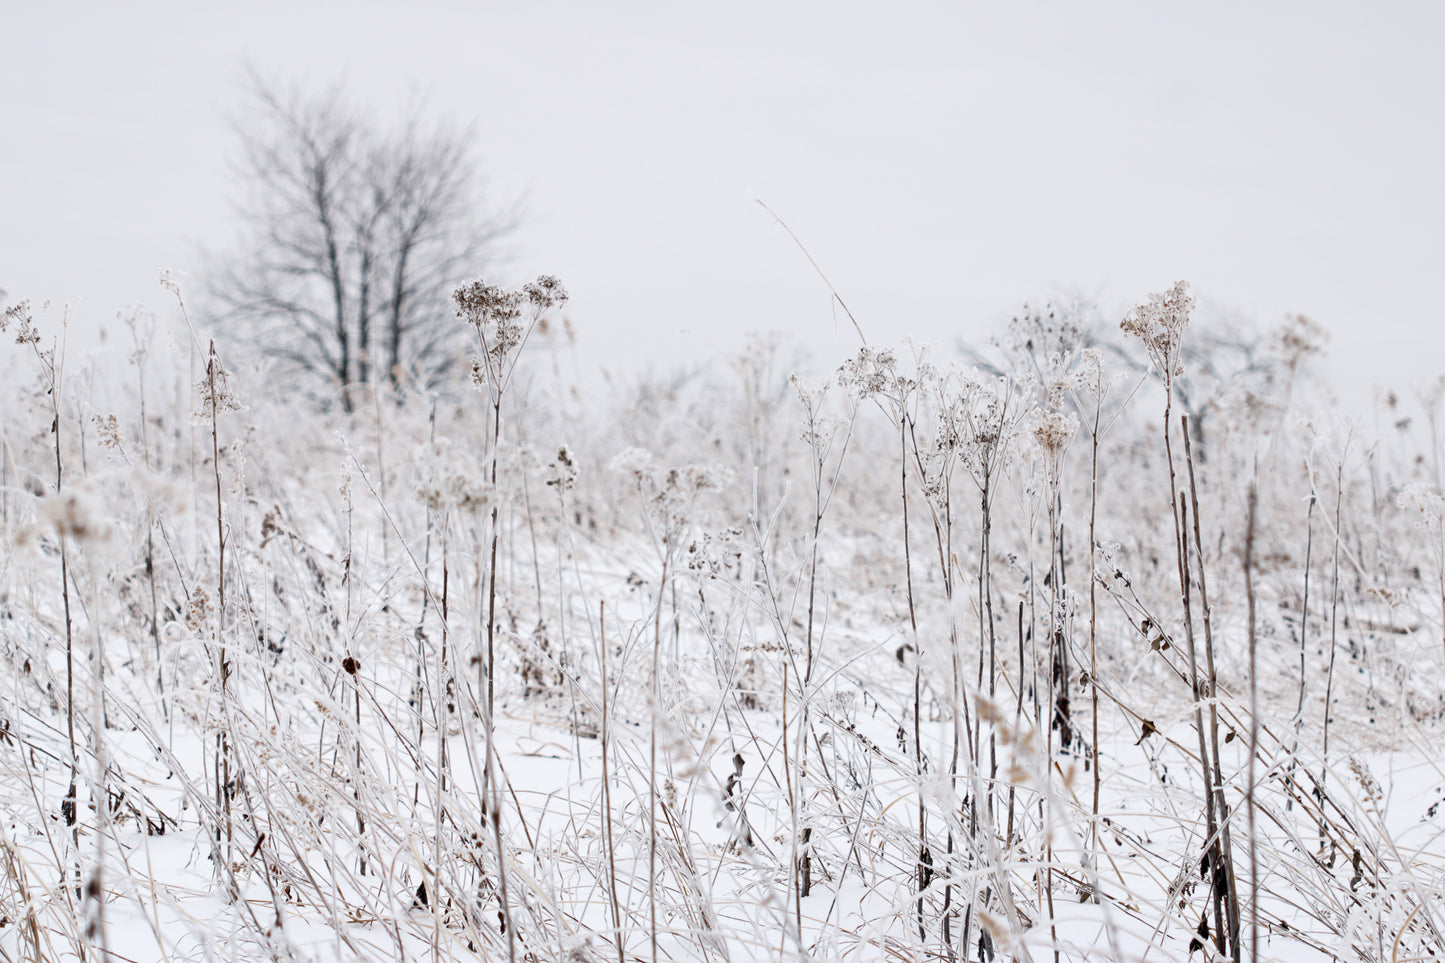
(1271, 313, 1327, 370)
(3, 301, 40, 345)
(1121, 281, 1193, 383)
(35, 485, 114, 545)
(611, 448, 730, 538)
(185, 585, 212, 635)
(608, 447, 658, 485)
(194, 355, 246, 421)
(791, 374, 851, 450)
(1000, 301, 1085, 372)
(1043, 353, 1071, 409)
(1398, 483, 1445, 529)
(454, 279, 523, 328)
(546, 445, 578, 492)
(1033, 407, 1078, 456)
(948, 373, 1027, 486)
(685, 527, 744, 576)
(415, 437, 496, 515)
(94, 413, 123, 451)
(838, 345, 918, 415)
(455, 275, 567, 394)
(1073, 347, 1114, 398)
(2, 300, 24, 332)
(522, 275, 568, 310)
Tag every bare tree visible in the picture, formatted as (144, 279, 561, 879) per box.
(212, 76, 517, 410)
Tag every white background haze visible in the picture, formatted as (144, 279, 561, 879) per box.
(3, 0, 1441, 411)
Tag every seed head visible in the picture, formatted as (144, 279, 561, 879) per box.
(3, 301, 40, 345)
(523, 275, 568, 310)
(1121, 281, 1193, 382)
(1398, 483, 1445, 530)
(1033, 407, 1078, 457)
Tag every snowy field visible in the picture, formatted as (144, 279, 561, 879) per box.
(3, 284, 1445, 962)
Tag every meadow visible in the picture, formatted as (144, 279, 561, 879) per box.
(2, 278, 1443, 962)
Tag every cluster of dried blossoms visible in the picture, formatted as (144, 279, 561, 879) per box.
(194, 355, 245, 421)
(1271, 313, 1327, 371)
(684, 527, 745, 576)
(2, 300, 41, 345)
(953, 374, 1030, 487)
(414, 437, 497, 516)
(837, 345, 915, 407)
(1120, 280, 1194, 385)
(546, 445, 578, 492)
(609, 447, 731, 540)
(1398, 482, 1445, 531)
(1032, 407, 1078, 458)
(453, 275, 568, 391)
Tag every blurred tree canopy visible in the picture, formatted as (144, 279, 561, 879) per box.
(211, 76, 518, 410)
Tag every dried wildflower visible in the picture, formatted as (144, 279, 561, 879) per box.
(522, 275, 568, 309)
(1073, 347, 1118, 400)
(3, 301, 40, 345)
(1033, 407, 1078, 457)
(1002, 302, 1083, 359)
(1043, 353, 1071, 408)
(185, 585, 212, 634)
(194, 357, 246, 421)
(35, 487, 114, 545)
(415, 437, 496, 515)
(94, 413, 123, 451)
(945, 372, 1027, 488)
(685, 527, 744, 576)
(1347, 756, 1384, 810)
(612, 448, 730, 540)
(158, 268, 181, 295)
(454, 279, 524, 379)
(837, 345, 913, 403)
(791, 374, 851, 450)
(1398, 483, 1445, 528)
(789, 373, 822, 411)
(1120, 281, 1193, 383)
(455, 279, 522, 328)
(663, 464, 731, 501)
(608, 447, 658, 485)
(456, 275, 567, 402)
(546, 445, 578, 491)
(996, 301, 1090, 394)
(1273, 313, 1326, 364)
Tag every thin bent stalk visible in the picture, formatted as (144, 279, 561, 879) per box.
(1182, 417, 1241, 959)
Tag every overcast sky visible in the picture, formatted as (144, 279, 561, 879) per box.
(4, 1, 1441, 413)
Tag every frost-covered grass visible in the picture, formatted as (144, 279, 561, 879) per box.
(2, 286, 1445, 962)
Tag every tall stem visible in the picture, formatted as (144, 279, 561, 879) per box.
(599, 602, 625, 963)
(1244, 482, 1260, 963)
(1088, 401, 1101, 861)
(1182, 418, 1240, 959)
(900, 415, 927, 944)
(207, 345, 237, 900)
(649, 549, 671, 963)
